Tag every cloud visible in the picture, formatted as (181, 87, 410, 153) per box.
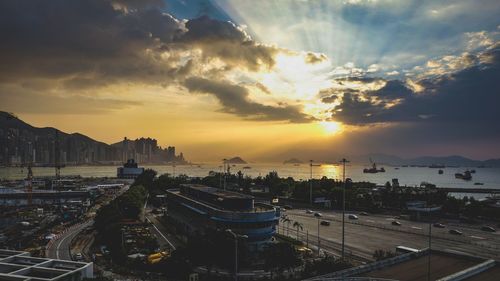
(304, 52, 328, 64)
(328, 45, 500, 140)
(183, 77, 315, 123)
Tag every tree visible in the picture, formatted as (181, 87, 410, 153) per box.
(293, 221, 303, 240)
(280, 215, 291, 235)
(263, 242, 302, 278)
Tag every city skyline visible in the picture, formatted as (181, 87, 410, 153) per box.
(1, 0, 499, 162)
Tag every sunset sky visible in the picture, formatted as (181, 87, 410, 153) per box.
(1, 0, 499, 162)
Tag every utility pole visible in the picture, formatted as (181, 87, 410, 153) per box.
(427, 189, 432, 281)
(223, 159, 227, 190)
(310, 160, 313, 204)
(340, 158, 349, 259)
(317, 217, 321, 256)
(226, 229, 247, 281)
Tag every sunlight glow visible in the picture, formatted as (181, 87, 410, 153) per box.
(319, 121, 342, 135)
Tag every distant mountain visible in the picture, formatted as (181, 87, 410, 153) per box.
(226, 157, 247, 164)
(0, 111, 186, 165)
(362, 153, 500, 167)
(283, 158, 303, 164)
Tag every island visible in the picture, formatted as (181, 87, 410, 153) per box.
(226, 157, 247, 164)
(283, 158, 304, 164)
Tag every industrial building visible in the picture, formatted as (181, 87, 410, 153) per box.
(116, 159, 144, 179)
(166, 184, 280, 250)
(0, 249, 93, 281)
(0, 189, 90, 207)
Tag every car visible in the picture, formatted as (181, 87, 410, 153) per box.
(284, 205, 293, 210)
(314, 212, 322, 217)
(433, 223, 445, 228)
(348, 214, 358, 220)
(306, 209, 313, 214)
(73, 253, 83, 261)
(449, 229, 463, 235)
(320, 220, 330, 226)
(481, 226, 496, 232)
(392, 221, 401, 226)
(359, 212, 369, 216)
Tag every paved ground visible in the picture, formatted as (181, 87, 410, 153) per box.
(46, 220, 94, 260)
(283, 209, 500, 261)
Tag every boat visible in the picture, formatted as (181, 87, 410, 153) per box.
(363, 159, 385, 173)
(429, 164, 445, 168)
(470, 169, 476, 174)
(438, 169, 444, 174)
(242, 166, 251, 169)
(455, 171, 472, 181)
(474, 182, 484, 185)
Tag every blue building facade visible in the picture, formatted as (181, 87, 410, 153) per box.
(166, 184, 280, 250)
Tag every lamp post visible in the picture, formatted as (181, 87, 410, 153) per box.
(226, 229, 248, 281)
(340, 158, 349, 259)
(310, 160, 313, 204)
(317, 216, 321, 256)
(223, 159, 227, 190)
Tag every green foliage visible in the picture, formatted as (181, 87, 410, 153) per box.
(302, 255, 352, 278)
(373, 249, 397, 261)
(262, 242, 302, 274)
(274, 233, 304, 246)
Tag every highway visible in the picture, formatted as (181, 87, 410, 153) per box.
(45, 220, 93, 260)
(282, 209, 500, 261)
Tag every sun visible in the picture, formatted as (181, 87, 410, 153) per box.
(319, 121, 342, 135)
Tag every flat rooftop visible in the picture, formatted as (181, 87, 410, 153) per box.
(182, 184, 253, 200)
(357, 252, 480, 281)
(0, 249, 92, 281)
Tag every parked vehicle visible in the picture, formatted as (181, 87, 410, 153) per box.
(348, 214, 358, 220)
(392, 221, 401, 226)
(481, 226, 496, 232)
(306, 209, 313, 214)
(433, 223, 445, 228)
(449, 229, 463, 235)
(73, 253, 83, 261)
(359, 212, 369, 216)
(314, 212, 322, 217)
(320, 220, 330, 226)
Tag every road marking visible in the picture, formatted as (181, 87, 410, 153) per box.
(411, 226, 423, 230)
(469, 235, 485, 240)
(147, 217, 176, 250)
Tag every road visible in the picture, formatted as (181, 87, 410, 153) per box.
(145, 211, 178, 251)
(46, 220, 94, 260)
(282, 209, 500, 261)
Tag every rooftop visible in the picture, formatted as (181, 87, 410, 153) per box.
(181, 184, 253, 200)
(0, 249, 92, 281)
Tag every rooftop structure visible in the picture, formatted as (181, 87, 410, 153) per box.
(166, 184, 280, 250)
(0, 249, 92, 281)
(117, 159, 144, 179)
(304, 248, 499, 281)
(0, 189, 90, 206)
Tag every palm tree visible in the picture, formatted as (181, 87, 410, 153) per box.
(280, 215, 291, 236)
(293, 221, 303, 240)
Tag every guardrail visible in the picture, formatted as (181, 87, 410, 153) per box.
(303, 249, 427, 281)
(437, 259, 496, 281)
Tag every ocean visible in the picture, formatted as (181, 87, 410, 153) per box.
(1, 163, 499, 190)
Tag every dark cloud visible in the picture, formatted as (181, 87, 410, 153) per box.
(367, 80, 413, 100)
(255, 82, 271, 95)
(177, 16, 278, 71)
(330, 46, 500, 138)
(184, 77, 315, 123)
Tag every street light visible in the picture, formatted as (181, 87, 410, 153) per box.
(223, 159, 228, 190)
(309, 160, 321, 205)
(226, 229, 248, 281)
(339, 158, 349, 259)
